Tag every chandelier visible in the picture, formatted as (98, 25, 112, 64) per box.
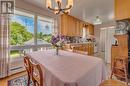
(46, 0, 73, 14)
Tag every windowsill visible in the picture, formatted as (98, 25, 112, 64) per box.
(10, 57, 23, 62)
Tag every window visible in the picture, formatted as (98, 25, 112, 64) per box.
(9, 9, 57, 75)
(10, 10, 56, 59)
(10, 10, 34, 58)
(37, 16, 54, 44)
(10, 10, 34, 46)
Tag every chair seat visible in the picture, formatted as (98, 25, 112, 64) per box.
(100, 80, 126, 86)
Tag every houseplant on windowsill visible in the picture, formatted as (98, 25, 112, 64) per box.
(51, 34, 65, 55)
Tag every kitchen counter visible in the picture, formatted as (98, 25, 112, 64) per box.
(66, 42, 93, 45)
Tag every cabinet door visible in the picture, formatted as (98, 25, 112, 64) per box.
(67, 15, 71, 36)
(88, 25, 94, 35)
(79, 22, 83, 36)
(61, 14, 68, 35)
(115, 0, 130, 20)
(68, 16, 75, 36)
(68, 16, 73, 36)
(76, 20, 80, 36)
(61, 14, 94, 36)
(73, 18, 76, 36)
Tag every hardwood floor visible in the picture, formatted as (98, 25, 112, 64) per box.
(0, 71, 27, 86)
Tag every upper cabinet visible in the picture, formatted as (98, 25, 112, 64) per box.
(60, 14, 94, 36)
(87, 24, 94, 35)
(115, 0, 130, 20)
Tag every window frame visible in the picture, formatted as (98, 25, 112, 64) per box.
(10, 9, 57, 59)
(10, 9, 56, 46)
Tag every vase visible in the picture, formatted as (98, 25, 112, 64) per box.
(56, 47, 59, 55)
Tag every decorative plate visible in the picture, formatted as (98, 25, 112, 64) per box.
(117, 21, 128, 30)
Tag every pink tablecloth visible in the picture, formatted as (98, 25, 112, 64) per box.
(27, 50, 106, 86)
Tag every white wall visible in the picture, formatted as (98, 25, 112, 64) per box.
(15, 0, 60, 32)
(15, 0, 56, 18)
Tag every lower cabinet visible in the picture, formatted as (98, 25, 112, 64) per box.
(63, 43, 94, 56)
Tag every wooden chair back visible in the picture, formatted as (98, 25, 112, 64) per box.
(29, 59, 43, 86)
(24, 56, 31, 73)
(24, 56, 31, 86)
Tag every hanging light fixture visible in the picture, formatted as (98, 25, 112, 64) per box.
(93, 16, 102, 25)
(46, 0, 73, 14)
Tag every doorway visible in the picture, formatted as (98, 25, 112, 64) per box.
(99, 27, 115, 63)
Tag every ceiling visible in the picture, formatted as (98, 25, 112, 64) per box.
(23, 0, 114, 24)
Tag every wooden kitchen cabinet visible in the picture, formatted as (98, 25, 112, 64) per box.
(60, 14, 94, 36)
(67, 15, 72, 36)
(61, 14, 76, 36)
(79, 22, 84, 36)
(63, 43, 94, 55)
(87, 24, 94, 35)
(115, 0, 130, 20)
(61, 14, 68, 35)
(76, 20, 81, 36)
(71, 17, 76, 36)
(73, 43, 94, 55)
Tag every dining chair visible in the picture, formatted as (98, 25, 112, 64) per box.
(24, 56, 31, 86)
(29, 59, 44, 86)
(111, 57, 128, 85)
(99, 79, 127, 86)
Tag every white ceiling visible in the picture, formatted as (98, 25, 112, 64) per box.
(23, 0, 114, 24)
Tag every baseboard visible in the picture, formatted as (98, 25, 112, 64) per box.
(9, 66, 25, 76)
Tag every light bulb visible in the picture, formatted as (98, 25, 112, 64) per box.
(54, 7, 59, 14)
(46, 0, 52, 8)
(65, 5, 71, 13)
(68, 0, 73, 7)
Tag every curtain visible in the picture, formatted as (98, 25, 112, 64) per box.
(0, 14, 10, 78)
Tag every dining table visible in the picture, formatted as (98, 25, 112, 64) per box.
(27, 49, 106, 86)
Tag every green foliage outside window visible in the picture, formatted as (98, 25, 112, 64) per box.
(10, 22, 52, 45)
(10, 22, 33, 45)
(37, 32, 52, 43)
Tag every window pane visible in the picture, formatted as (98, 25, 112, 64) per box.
(10, 13, 34, 46)
(10, 50, 20, 58)
(10, 11, 34, 59)
(37, 16, 54, 44)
